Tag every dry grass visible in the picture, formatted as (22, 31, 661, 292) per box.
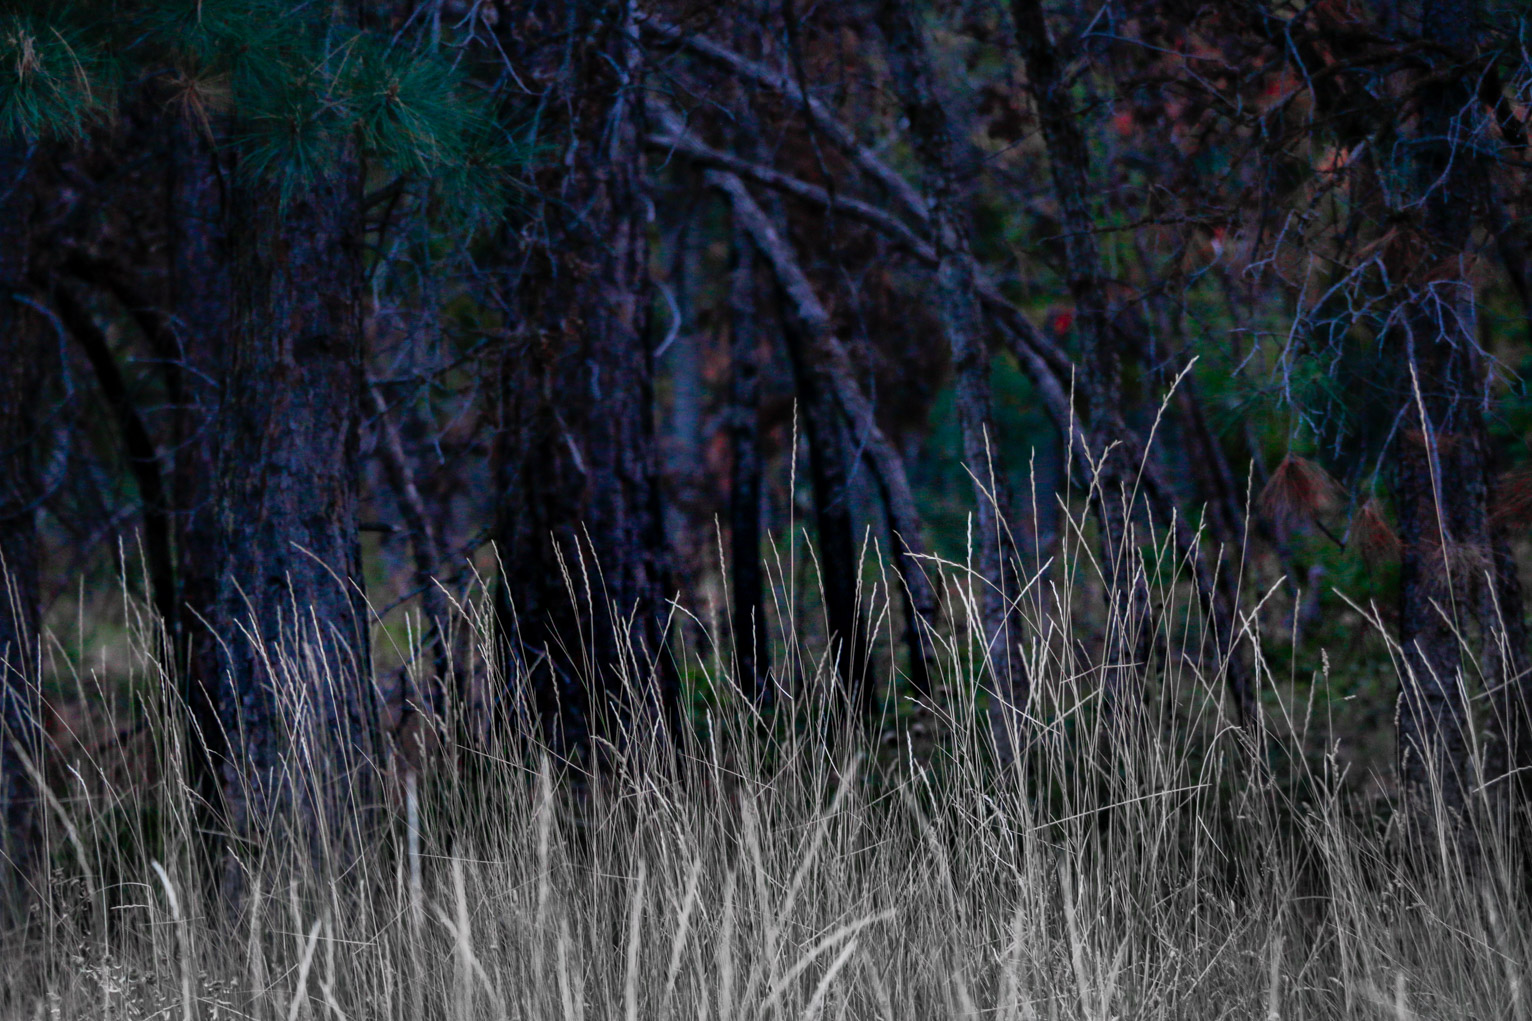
(2, 511, 1529, 1021)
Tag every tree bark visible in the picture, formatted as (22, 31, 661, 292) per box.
(369, 381, 452, 726)
(0, 141, 44, 910)
(1392, 0, 1516, 823)
(877, 0, 1029, 760)
(48, 283, 177, 643)
(492, 0, 677, 767)
(164, 118, 233, 863)
(214, 130, 375, 869)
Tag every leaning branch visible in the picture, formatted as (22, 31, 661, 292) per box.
(646, 123, 930, 255)
(368, 382, 453, 720)
(644, 106, 1075, 396)
(706, 168, 943, 690)
(48, 280, 178, 640)
(640, 13, 931, 225)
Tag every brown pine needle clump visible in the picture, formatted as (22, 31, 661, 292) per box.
(1490, 467, 1532, 531)
(1260, 453, 1342, 531)
(1411, 535, 1493, 592)
(1353, 497, 1400, 566)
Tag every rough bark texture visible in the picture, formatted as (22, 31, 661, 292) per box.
(493, 1, 677, 767)
(1392, 0, 1517, 822)
(165, 119, 233, 853)
(877, 0, 1028, 760)
(0, 142, 44, 909)
(214, 137, 375, 865)
(728, 224, 770, 702)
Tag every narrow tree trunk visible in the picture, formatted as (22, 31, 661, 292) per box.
(0, 142, 44, 910)
(877, 0, 1028, 760)
(492, 1, 677, 768)
(728, 223, 770, 703)
(663, 229, 706, 574)
(214, 133, 375, 873)
(1175, 383, 1257, 726)
(49, 284, 178, 642)
(783, 314, 874, 720)
(707, 169, 943, 707)
(370, 382, 453, 724)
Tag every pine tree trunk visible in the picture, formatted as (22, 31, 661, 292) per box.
(1393, 0, 1520, 823)
(166, 120, 233, 852)
(492, 1, 677, 767)
(214, 140, 374, 866)
(0, 142, 44, 909)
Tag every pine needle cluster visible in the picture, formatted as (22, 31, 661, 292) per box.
(0, 0, 514, 221)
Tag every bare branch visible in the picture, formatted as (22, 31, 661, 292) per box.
(641, 13, 931, 225)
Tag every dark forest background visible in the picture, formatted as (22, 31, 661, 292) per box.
(4, 0, 1532, 928)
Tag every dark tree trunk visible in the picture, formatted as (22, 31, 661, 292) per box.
(54, 115, 230, 871)
(1175, 383, 1257, 727)
(213, 135, 374, 865)
(728, 223, 770, 703)
(877, 0, 1029, 761)
(48, 285, 177, 645)
(370, 381, 452, 724)
(492, 2, 677, 767)
(783, 314, 874, 719)
(0, 142, 44, 909)
(165, 120, 233, 862)
(1392, 0, 1520, 822)
(1394, 323, 1486, 821)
